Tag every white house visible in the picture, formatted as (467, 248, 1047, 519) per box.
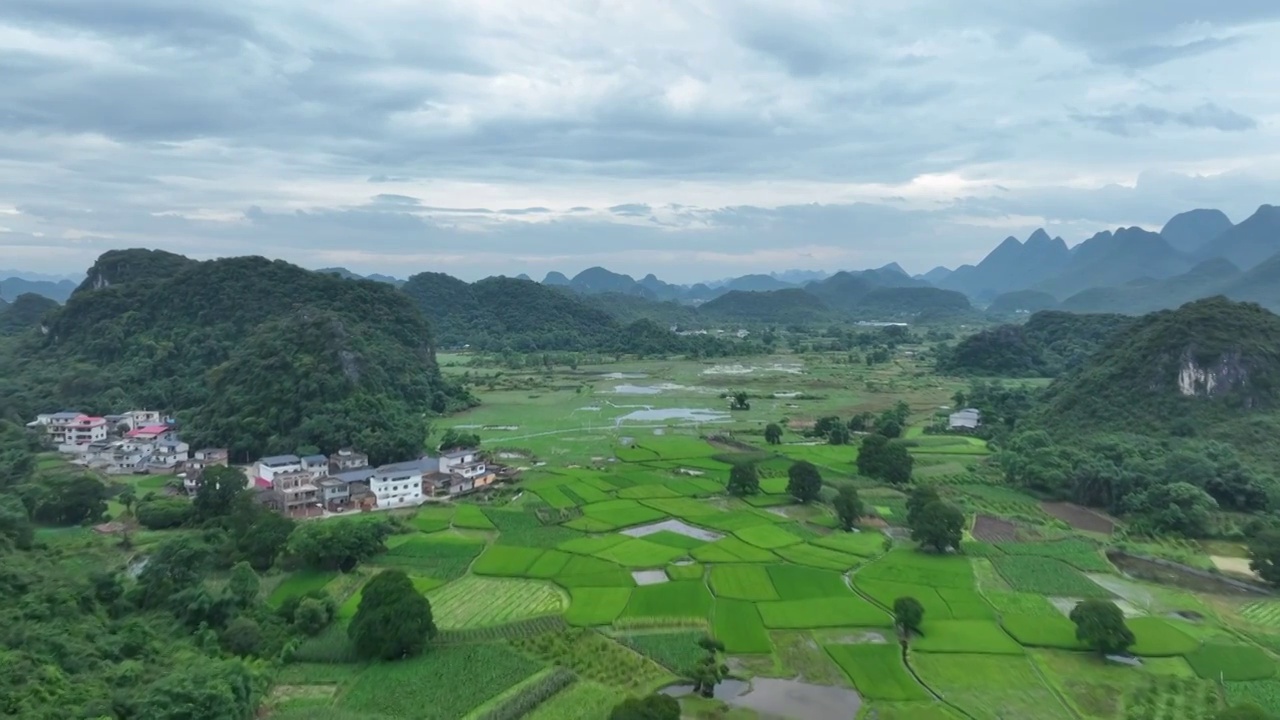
(151, 439, 190, 468)
(439, 449, 487, 481)
(256, 454, 302, 484)
(370, 459, 428, 507)
(948, 408, 982, 431)
(57, 415, 109, 452)
(300, 454, 329, 478)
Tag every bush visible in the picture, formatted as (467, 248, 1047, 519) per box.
(134, 497, 193, 529)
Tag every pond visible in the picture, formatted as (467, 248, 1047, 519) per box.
(622, 519, 724, 542)
(615, 408, 730, 424)
(1107, 551, 1268, 596)
(662, 678, 863, 719)
(601, 372, 649, 379)
(730, 678, 863, 720)
(631, 570, 669, 585)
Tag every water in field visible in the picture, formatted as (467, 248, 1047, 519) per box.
(622, 519, 723, 542)
(615, 408, 729, 424)
(601, 372, 649, 379)
(661, 679, 749, 701)
(631, 570, 669, 585)
(729, 678, 863, 719)
(612, 383, 687, 395)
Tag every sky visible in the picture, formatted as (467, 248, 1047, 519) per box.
(1, 1, 1279, 283)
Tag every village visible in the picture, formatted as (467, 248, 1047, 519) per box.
(26, 410, 508, 518)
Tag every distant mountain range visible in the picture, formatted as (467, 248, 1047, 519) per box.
(9, 203, 1280, 318)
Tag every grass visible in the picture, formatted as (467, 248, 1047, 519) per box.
(691, 510, 785, 533)
(713, 599, 772, 654)
(774, 543, 862, 571)
(523, 680, 619, 720)
(984, 591, 1061, 617)
(1240, 600, 1280, 628)
(824, 643, 929, 701)
(641, 497, 723, 518)
(991, 556, 1112, 598)
(486, 509, 582, 547)
(593, 538, 687, 567)
(912, 620, 1024, 655)
(811, 530, 886, 557)
(643, 531, 708, 550)
(1186, 643, 1276, 681)
(691, 537, 780, 563)
(558, 534, 629, 555)
(1001, 615, 1086, 650)
(733, 523, 804, 549)
(337, 643, 540, 719)
(374, 536, 485, 581)
(267, 570, 336, 607)
(411, 505, 455, 533)
(994, 539, 1113, 572)
(525, 549, 574, 578)
(765, 565, 850, 600)
(472, 545, 547, 576)
(859, 551, 974, 589)
(912, 652, 1075, 720)
(758, 596, 892, 629)
(666, 562, 704, 580)
(553, 555, 636, 588)
(622, 581, 714, 621)
(618, 630, 707, 674)
(511, 628, 673, 692)
(427, 576, 566, 629)
(565, 587, 632, 626)
(455, 504, 498, 529)
(708, 564, 779, 601)
(1129, 617, 1201, 657)
(1227, 680, 1280, 716)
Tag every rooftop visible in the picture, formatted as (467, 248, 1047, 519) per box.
(126, 424, 172, 437)
(329, 467, 376, 484)
(260, 454, 301, 466)
(301, 454, 328, 464)
(442, 448, 478, 459)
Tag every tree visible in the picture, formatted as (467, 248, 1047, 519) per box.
(235, 510, 295, 571)
(227, 562, 260, 608)
(856, 434, 913, 484)
(1123, 481, 1217, 537)
(134, 658, 262, 720)
(287, 517, 391, 571)
(905, 485, 940, 527)
(832, 485, 864, 531)
(220, 616, 262, 657)
(787, 461, 823, 503)
(294, 597, 334, 636)
(118, 486, 137, 515)
(133, 535, 213, 609)
(847, 412, 874, 432)
(827, 424, 851, 445)
(1069, 599, 1134, 655)
(349, 570, 436, 660)
(609, 694, 681, 720)
(910, 501, 964, 553)
(691, 636, 729, 698)
(893, 596, 924, 637)
(438, 428, 480, 451)
(1249, 527, 1280, 587)
(764, 423, 783, 445)
(730, 391, 750, 411)
(193, 466, 248, 522)
(29, 473, 107, 525)
(877, 418, 903, 439)
(135, 497, 193, 529)
(727, 463, 760, 497)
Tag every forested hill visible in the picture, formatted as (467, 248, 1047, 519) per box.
(938, 310, 1132, 377)
(1031, 297, 1280, 441)
(1, 250, 473, 463)
(400, 272, 745, 356)
(0, 293, 58, 335)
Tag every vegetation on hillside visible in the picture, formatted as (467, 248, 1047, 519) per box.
(938, 310, 1133, 377)
(0, 250, 473, 463)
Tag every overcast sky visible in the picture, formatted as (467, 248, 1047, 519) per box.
(2, 1, 1278, 282)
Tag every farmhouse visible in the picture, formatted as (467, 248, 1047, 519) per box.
(948, 408, 982, 431)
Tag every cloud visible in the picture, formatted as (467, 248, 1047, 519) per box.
(0, 0, 1278, 282)
(1072, 103, 1258, 136)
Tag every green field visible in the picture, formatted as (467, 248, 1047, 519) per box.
(258, 351, 1280, 719)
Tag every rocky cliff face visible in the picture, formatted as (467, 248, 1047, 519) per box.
(1177, 350, 1252, 405)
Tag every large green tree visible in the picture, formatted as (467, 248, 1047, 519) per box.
(727, 463, 760, 497)
(1069, 599, 1134, 655)
(349, 569, 437, 661)
(787, 461, 823, 503)
(905, 485, 940, 527)
(764, 423, 783, 445)
(910, 501, 964, 553)
(857, 434, 913, 484)
(194, 465, 249, 522)
(287, 517, 391, 571)
(832, 485, 864, 531)
(894, 596, 924, 637)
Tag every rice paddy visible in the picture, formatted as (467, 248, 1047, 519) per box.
(268, 354, 1280, 719)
